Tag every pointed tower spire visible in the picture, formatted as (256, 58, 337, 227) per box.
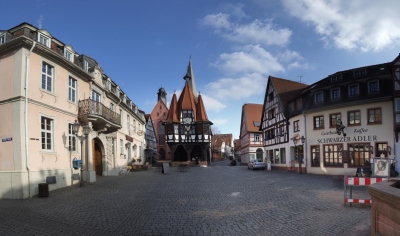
(157, 86, 167, 105)
(183, 56, 198, 98)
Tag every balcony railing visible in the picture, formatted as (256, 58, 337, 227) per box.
(78, 99, 121, 125)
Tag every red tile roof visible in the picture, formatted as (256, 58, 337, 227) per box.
(243, 103, 263, 133)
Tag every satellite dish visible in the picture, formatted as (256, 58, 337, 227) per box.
(137, 130, 144, 136)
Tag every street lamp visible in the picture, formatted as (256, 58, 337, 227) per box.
(292, 135, 306, 174)
(72, 120, 91, 187)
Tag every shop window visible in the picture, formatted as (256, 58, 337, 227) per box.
(348, 143, 372, 167)
(323, 144, 343, 166)
(376, 143, 388, 157)
(280, 148, 286, 164)
(348, 110, 361, 125)
(367, 108, 382, 124)
(313, 116, 324, 129)
(311, 145, 320, 167)
(274, 149, 280, 164)
(330, 113, 341, 128)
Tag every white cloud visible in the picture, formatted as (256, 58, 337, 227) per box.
(205, 73, 267, 101)
(282, 0, 400, 51)
(200, 14, 292, 47)
(211, 44, 284, 75)
(278, 50, 315, 70)
(221, 3, 246, 19)
(211, 118, 229, 125)
(200, 94, 226, 112)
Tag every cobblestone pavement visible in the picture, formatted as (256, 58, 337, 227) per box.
(0, 166, 371, 236)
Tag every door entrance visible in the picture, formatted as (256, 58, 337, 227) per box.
(92, 140, 102, 175)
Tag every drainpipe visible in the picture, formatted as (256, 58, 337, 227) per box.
(25, 41, 36, 198)
(303, 113, 307, 174)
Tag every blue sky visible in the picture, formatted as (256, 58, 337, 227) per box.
(3, 0, 400, 140)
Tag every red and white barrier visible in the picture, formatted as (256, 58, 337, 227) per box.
(344, 176, 388, 206)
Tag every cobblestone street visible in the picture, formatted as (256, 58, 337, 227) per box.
(0, 165, 371, 235)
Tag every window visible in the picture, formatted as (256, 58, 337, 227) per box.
(68, 77, 76, 103)
(323, 144, 343, 166)
(110, 103, 114, 112)
(120, 109, 123, 125)
(314, 116, 324, 129)
(376, 143, 389, 158)
(253, 121, 259, 127)
(68, 123, 76, 151)
(331, 89, 340, 100)
(280, 148, 286, 164)
(268, 109, 275, 119)
(64, 48, 74, 63)
(0, 34, 5, 44)
(91, 90, 100, 102)
(331, 75, 342, 82)
(41, 117, 53, 150)
(120, 139, 123, 156)
(311, 145, 320, 167)
(268, 92, 273, 102)
(294, 120, 299, 132)
(158, 122, 165, 145)
(296, 99, 302, 110)
(42, 62, 53, 92)
(349, 85, 359, 96)
(368, 108, 382, 124)
(289, 102, 295, 112)
(266, 129, 275, 140)
(368, 81, 379, 93)
(330, 113, 341, 127)
(396, 99, 400, 112)
(255, 134, 260, 142)
(348, 143, 372, 167)
(133, 120, 136, 133)
(38, 33, 50, 47)
(348, 110, 361, 125)
(315, 92, 323, 103)
(84, 60, 89, 72)
(127, 115, 130, 130)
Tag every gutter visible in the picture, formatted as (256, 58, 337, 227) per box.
(25, 41, 36, 198)
(303, 113, 307, 174)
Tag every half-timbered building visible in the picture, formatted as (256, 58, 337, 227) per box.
(260, 77, 308, 170)
(163, 61, 212, 164)
(239, 103, 263, 164)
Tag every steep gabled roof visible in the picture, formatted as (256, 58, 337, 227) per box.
(183, 58, 198, 98)
(270, 76, 308, 103)
(195, 94, 211, 123)
(178, 81, 197, 114)
(165, 93, 180, 123)
(240, 103, 263, 136)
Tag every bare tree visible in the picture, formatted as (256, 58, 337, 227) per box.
(211, 126, 221, 135)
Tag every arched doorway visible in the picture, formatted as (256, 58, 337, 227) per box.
(191, 145, 203, 161)
(159, 148, 165, 160)
(92, 139, 103, 176)
(256, 148, 263, 160)
(174, 145, 187, 161)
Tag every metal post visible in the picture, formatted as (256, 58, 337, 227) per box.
(299, 145, 302, 175)
(80, 138, 84, 187)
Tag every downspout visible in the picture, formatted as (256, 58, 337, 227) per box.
(303, 113, 307, 174)
(25, 41, 36, 198)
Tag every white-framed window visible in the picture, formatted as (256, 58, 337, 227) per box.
(68, 123, 76, 151)
(331, 88, 340, 100)
(368, 81, 379, 93)
(120, 139, 123, 156)
(110, 103, 114, 111)
(42, 62, 53, 92)
(0, 34, 5, 44)
(84, 60, 89, 72)
(396, 98, 400, 112)
(64, 48, 74, 63)
(91, 90, 100, 102)
(127, 115, 130, 130)
(68, 76, 76, 103)
(41, 117, 53, 150)
(315, 92, 323, 103)
(133, 120, 136, 133)
(349, 84, 359, 96)
(38, 33, 50, 48)
(120, 109, 123, 125)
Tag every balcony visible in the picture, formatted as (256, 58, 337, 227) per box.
(78, 99, 121, 133)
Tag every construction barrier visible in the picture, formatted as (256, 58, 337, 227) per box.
(344, 175, 387, 206)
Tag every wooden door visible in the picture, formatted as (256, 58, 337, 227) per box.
(92, 140, 102, 175)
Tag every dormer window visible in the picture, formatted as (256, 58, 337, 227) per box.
(0, 34, 5, 44)
(331, 75, 342, 82)
(84, 60, 89, 72)
(349, 84, 359, 96)
(38, 33, 50, 48)
(296, 99, 302, 110)
(315, 92, 323, 103)
(253, 121, 259, 127)
(368, 81, 379, 93)
(64, 48, 74, 63)
(289, 102, 295, 112)
(354, 69, 366, 77)
(331, 88, 340, 100)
